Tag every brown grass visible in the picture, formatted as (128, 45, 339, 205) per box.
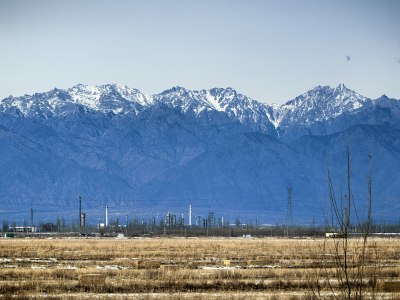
(0, 237, 399, 299)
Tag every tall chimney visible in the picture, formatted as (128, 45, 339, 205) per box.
(80, 213, 86, 229)
(189, 205, 192, 226)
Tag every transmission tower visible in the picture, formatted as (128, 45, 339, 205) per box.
(285, 186, 293, 236)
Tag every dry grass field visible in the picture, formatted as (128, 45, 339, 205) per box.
(0, 237, 399, 299)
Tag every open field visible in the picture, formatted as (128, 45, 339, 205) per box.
(0, 237, 400, 299)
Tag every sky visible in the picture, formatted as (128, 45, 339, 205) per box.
(0, 0, 399, 104)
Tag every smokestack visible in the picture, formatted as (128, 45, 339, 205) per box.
(80, 213, 86, 229)
(189, 205, 192, 226)
(105, 206, 109, 228)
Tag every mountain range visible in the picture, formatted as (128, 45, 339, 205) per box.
(1, 84, 399, 225)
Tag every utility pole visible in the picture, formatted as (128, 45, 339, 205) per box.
(285, 186, 293, 236)
(79, 195, 82, 230)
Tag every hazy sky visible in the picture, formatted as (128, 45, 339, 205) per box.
(1, 0, 399, 104)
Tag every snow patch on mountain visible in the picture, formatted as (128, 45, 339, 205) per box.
(205, 90, 224, 112)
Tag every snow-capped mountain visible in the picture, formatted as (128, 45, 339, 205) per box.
(2, 84, 271, 117)
(0, 84, 278, 135)
(1, 83, 390, 137)
(270, 84, 371, 129)
(0, 84, 151, 117)
(0, 83, 399, 224)
(68, 83, 152, 112)
(154, 86, 276, 133)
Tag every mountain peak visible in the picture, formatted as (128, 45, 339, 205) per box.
(161, 86, 189, 95)
(303, 84, 366, 103)
(307, 84, 352, 95)
(271, 84, 370, 128)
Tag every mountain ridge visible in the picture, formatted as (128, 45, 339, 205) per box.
(2, 83, 397, 137)
(1, 84, 399, 224)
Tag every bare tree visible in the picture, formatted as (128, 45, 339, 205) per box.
(309, 146, 376, 299)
